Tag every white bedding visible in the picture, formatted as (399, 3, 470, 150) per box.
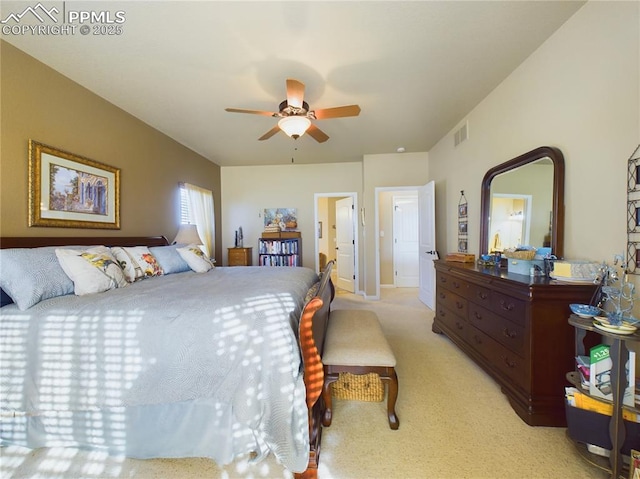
(0, 266, 318, 472)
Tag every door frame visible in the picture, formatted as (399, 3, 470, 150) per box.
(374, 186, 420, 300)
(314, 192, 359, 291)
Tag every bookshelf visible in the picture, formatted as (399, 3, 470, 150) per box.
(258, 232, 301, 267)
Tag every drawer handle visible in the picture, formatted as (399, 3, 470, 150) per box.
(502, 328, 517, 339)
(455, 321, 464, 330)
(438, 310, 446, 317)
(500, 300, 514, 311)
(452, 281, 460, 289)
(472, 335, 483, 345)
(439, 292, 446, 299)
(478, 292, 488, 300)
(501, 355, 516, 368)
(473, 311, 483, 320)
(455, 301, 464, 310)
(440, 277, 447, 283)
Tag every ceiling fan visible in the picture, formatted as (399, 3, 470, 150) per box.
(225, 79, 361, 143)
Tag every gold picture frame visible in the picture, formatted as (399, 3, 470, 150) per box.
(29, 140, 120, 229)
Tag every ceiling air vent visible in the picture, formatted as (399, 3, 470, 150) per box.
(454, 121, 469, 147)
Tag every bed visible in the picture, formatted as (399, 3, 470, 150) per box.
(0, 236, 334, 479)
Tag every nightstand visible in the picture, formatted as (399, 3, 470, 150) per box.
(228, 247, 252, 266)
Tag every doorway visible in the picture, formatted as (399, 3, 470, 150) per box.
(375, 187, 419, 293)
(375, 183, 436, 307)
(315, 192, 358, 293)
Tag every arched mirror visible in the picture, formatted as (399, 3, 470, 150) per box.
(479, 146, 565, 259)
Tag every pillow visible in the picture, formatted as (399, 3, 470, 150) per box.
(111, 246, 163, 282)
(304, 281, 321, 303)
(149, 244, 191, 275)
(56, 246, 128, 296)
(0, 246, 76, 310)
(177, 244, 214, 273)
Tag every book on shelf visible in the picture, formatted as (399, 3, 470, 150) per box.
(589, 344, 635, 407)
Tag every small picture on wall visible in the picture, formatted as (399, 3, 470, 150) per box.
(630, 160, 640, 191)
(458, 202, 468, 218)
(458, 221, 467, 234)
(629, 201, 640, 232)
(458, 240, 468, 252)
(264, 208, 298, 230)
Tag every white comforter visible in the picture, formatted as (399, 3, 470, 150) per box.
(0, 266, 318, 472)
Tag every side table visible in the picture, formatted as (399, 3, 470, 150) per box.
(228, 247, 252, 266)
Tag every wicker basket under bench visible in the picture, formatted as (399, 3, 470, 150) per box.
(321, 309, 399, 430)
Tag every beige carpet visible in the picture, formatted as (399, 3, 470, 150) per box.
(1, 288, 608, 479)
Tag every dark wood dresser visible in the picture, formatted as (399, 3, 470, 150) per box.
(433, 260, 597, 427)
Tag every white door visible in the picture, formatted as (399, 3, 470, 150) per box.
(335, 197, 355, 293)
(393, 195, 419, 287)
(418, 181, 436, 309)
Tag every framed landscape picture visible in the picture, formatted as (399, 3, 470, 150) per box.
(29, 140, 120, 229)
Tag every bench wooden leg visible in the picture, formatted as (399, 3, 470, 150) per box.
(379, 367, 399, 430)
(322, 372, 339, 427)
(322, 366, 399, 430)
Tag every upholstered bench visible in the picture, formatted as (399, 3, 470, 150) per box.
(321, 309, 399, 430)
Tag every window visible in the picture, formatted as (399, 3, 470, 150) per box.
(179, 183, 215, 257)
(179, 185, 192, 224)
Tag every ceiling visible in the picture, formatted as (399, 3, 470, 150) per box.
(1, 1, 585, 166)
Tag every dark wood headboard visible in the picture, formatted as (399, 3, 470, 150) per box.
(0, 236, 170, 249)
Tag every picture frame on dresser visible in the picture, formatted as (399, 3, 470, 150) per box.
(28, 140, 120, 229)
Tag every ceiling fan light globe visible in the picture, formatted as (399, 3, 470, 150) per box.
(278, 116, 311, 139)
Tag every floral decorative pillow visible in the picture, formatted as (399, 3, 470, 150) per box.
(177, 244, 215, 273)
(111, 246, 163, 282)
(55, 246, 128, 296)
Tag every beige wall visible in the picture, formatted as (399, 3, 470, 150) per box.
(428, 1, 639, 302)
(221, 162, 362, 272)
(0, 41, 223, 261)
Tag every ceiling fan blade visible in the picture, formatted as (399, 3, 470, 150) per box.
(313, 105, 361, 120)
(258, 125, 281, 141)
(225, 108, 275, 117)
(306, 124, 329, 143)
(286, 79, 305, 109)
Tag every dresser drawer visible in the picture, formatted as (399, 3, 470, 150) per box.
(436, 271, 469, 296)
(435, 304, 471, 343)
(490, 291, 526, 326)
(436, 287, 467, 318)
(468, 282, 492, 307)
(467, 326, 528, 390)
(468, 303, 525, 355)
